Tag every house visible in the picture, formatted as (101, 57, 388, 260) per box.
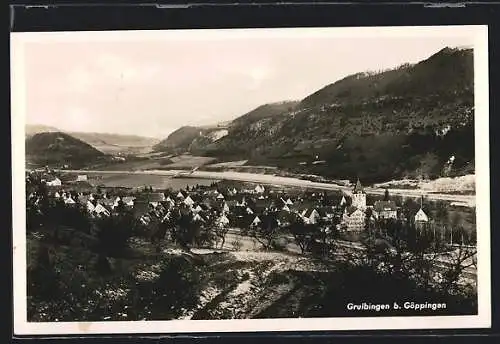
(236, 197, 247, 207)
(177, 191, 185, 199)
(94, 203, 111, 217)
(113, 196, 122, 208)
(251, 216, 262, 227)
(122, 196, 135, 207)
(302, 208, 321, 225)
(217, 214, 230, 227)
(318, 206, 335, 219)
(193, 213, 205, 223)
(254, 185, 265, 194)
(373, 200, 398, 220)
(184, 195, 195, 207)
(64, 196, 76, 205)
(342, 206, 366, 231)
(339, 195, 347, 207)
(76, 174, 88, 182)
(222, 202, 230, 214)
(136, 192, 166, 207)
(216, 193, 225, 200)
(46, 177, 62, 187)
(140, 215, 151, 226)
(100, 198, 115, 209)
(86, 200, 96, 213)
(414, 208, 429, 223)
(277, 211, 297, 227)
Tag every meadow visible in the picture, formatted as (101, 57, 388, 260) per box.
(90, 174, 219, 190)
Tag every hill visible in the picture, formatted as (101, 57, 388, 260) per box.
(25, 125, 159, 155)
(230, 101, 300, 126)
(25, 124, 60, 137)
(155, 47, 475, 183)
(25, 132, 107, 168)
(152, 101, 300, 155)
(153, 126, 203, 153)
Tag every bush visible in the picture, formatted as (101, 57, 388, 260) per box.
(94, 214, 135, 257)
(231, 239, 243, 251)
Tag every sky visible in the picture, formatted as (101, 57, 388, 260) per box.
(13, 27, 479, 139)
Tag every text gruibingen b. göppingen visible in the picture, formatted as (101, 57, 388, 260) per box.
(347, 302, 447, 312)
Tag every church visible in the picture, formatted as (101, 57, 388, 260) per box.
(341, 179, 368, 232)
(340, 179, 431, 232)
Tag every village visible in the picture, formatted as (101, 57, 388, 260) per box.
(26, 167, 477, 255)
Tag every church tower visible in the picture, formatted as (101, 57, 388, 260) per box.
(351, 178, 366, 210)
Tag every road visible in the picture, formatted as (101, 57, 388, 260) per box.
(54, 168, 475, 206)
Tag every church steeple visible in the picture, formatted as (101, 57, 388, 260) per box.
(351, 178, 366, 210)
(353, 178, 364, 194)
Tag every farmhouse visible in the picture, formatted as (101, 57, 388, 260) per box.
(217, 214, 230, 227)
(301, 208, 321, 225)
(94, 203, 111, 217)
(76, 174, 88, 182)
(64, 196, 76, 205)
(184, 195, 195, 207)
(46, 177, 62, 187)
(254, 185, 265, 194)
(251, 215, 262, 227)
(122, 196, 136, 207)
(373, 200, 398, 220)
(193, 213, 205, 223)
(414, 208, 429, 224)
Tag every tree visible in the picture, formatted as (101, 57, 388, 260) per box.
(94, 212, 136, 257)
(288, 217, 312, 254)
(213, 217, 230, 249)
(384, 189, 390, 201)
(439, 244, 477, 295)
(171, 211, 201, 250)
(434, 201, 449, 224)
(249, 215, 280, 250)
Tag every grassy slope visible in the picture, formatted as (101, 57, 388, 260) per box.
(157, 47, 474, 183)
(27, 226, 477, 322)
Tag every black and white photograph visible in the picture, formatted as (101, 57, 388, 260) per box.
(11, 26, 490, 334)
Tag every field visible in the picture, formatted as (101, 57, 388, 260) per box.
(163, 155, 217, 169)
(205, 160, 249, 168)
(93, 154, 217, 171)
(374, 175, 475, 193)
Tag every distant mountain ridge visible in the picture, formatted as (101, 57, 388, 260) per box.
(154, 47, 475, 183)
(25, 125, 160, 155)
